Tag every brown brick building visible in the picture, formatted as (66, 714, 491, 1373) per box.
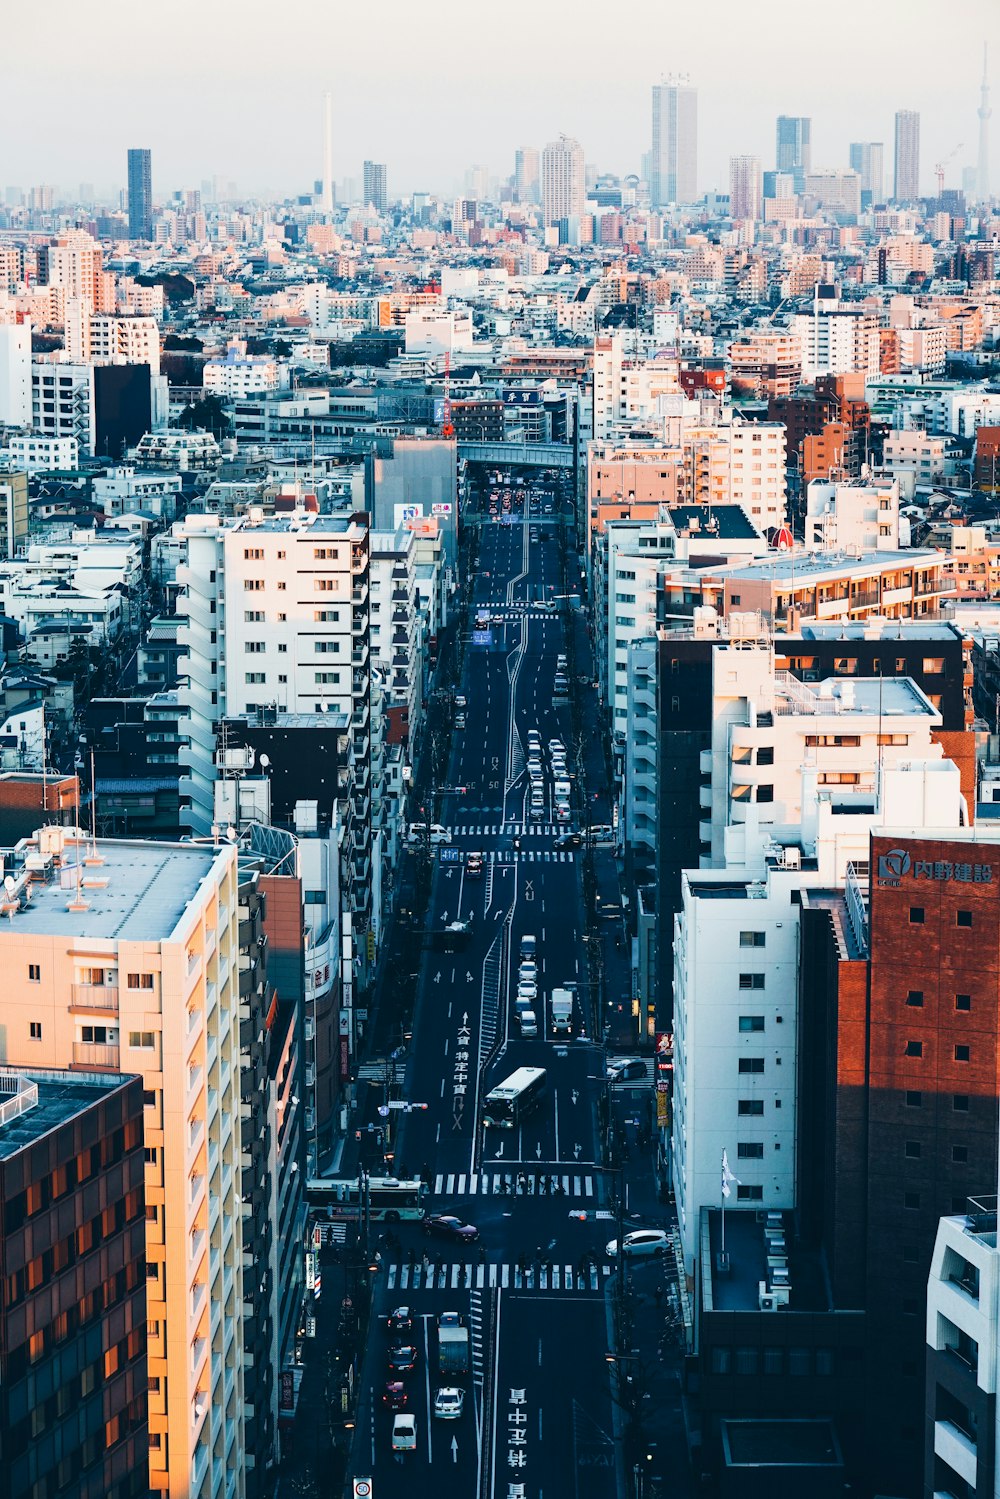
(799, 832, 1000, 1496)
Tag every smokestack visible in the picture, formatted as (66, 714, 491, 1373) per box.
(321, 89, 334, 215)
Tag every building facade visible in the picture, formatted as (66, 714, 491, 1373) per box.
(651, 78, 698, 207)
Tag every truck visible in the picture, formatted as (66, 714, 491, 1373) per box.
(438, 1320, 469, 1376)
(550, 987, 573, 1036)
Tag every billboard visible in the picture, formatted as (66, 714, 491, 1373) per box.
(393, 502, 423, 529)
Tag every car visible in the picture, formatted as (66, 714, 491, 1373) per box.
(388, 1344, 419, 1373)
(491, 613, 504, 625)
(553, 833, 583, 850)
(529, 804, 545, 820)
(513, 995, 534, 1019)
(422, 1214, 480, 1243)
(466, 852, 484, 877)
(392, 1413, 418, 1452)
(605, 1229, 670, 1259)
(518, 960, 538, 982)
(387, 1306, 413, 1335)
(455, 713, 466, 729)
(438, 1311, 463, 1327)
(544, 503, 554, 514)
(555, 805, 571, 822)
(407, 824, 452, 846)
(518, 1010, 538, 1037)
(607, 1058, 647, 1082)
(526, 729, 541, 746)
(434, 1387, 465, 1420)
(383, 1381, 409, 1410)
(521, 935, 536, 958)
(455, 695, 467, 709)
(548, 738, 565, 754)
(556, 656, 567, 672)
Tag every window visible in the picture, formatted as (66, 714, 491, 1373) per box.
(304, 890, 327, 905)
(245, 672, 266, 684)
(314, 672, 340, 684)
(314, 640, 341, 653)
(957, 910, 973, 928)
(909, 907, 924, 924)
(906, 991, 924, 1008)
(904, 1191, 920, 1210)
(28, 963, 40, 982)
(314, 610, 340, 622)
(81, 1025, 111, 1044)
(738, 1099, 764, 1116)
(710, 1347, 731, 1374)
(905, 1141, 921, 1159)
(739, 931, 765, 948)
(738, 1058, 765, 1074)
(244, 610, 264, 623)
(756, 785, 774, 803)
(127, 972, 154, 990)
(245, 641, 265, 653)
(956, 994, 971, 1011)
(243, 579, 264, 592)
(144, 1147, 158, 1164)
(315, 579, 338, 592)
(129, 1032, 155, 1049)
(955, 1044, 970, 1063)
(243, 547, 264, 560)
(788, 1348, 810, 1376)
(278, 643, 287, 653)
(739, 1016, 765, 1033)
(905, 1091, 922, 1107)
(737, 1143, 764, 1159)
(954, 1095, 969, 1112)
(756, 745, 774, 765)
(905, 1040, 923, 1057)
(953, 1145, 969, 1164)
(739, 973, 765, 990)
(143, 1090, 156, 1107)
(29, 1021, 42, 1040)
(735, 1347, 758, 1374)
(737, 1184, 763, 1202)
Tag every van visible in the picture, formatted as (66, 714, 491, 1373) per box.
(520, 935, 537, 960)
(392, 1414, 417, 1452)
(554, 778, 571, 801)
(519, 1010, 538, 1038)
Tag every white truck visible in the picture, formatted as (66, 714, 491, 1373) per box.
(550, 987, 573, 1036)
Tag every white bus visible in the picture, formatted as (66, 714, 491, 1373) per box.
(306, 1176, 427, 1222)
(482, 1066, 547, 1130)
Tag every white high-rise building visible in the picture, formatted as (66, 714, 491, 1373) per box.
(789, 294, 880, 381)
(729, 154, 762, 220)
(894, 109, 921, 201)
(0, 320, 31, 426)
(65, 300, 161, 375)
(849, 141, 884, 204)
(651, 77, 698, 207)
(0, 824, 246, 1499)
(541, 134, 585, 226)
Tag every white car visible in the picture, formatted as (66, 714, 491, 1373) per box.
(516, 981, 537, 1003)
(548, 739, 565, 754)
(605, 1229, 670, 1259)
(407, 824, 452, 846)
(434, 1387, 465, 1420)
(392, 1413, 418, 1451)
(518, 961, 538, 983)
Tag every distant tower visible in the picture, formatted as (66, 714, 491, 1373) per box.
(893, 110, 920, 201)
(651, 77, 698, 207)
(978, 43, 992, 202)
(321, 91, 334, 214)
(127, 148, 152, 241)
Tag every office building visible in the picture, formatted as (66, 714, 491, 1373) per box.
(651, 78, 698, 207)
(0, 472, 29, 559)
(775, 115, 811, 191)
(729, 154, 762, 220)
(127, 148, 152, 241)
(514, 146, 539, 203)
(0, 1066, 148, 1499)
(1, 825, 246, 1499)
(362, 160, 387, 214)
(894, 110, 921, 201)
(541, 134, 585, 226)
(849, 141, 884, 207)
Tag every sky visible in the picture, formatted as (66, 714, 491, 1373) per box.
(3, 0, 997, 202)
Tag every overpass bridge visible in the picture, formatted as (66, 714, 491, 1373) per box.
(457, 440, 576, 470)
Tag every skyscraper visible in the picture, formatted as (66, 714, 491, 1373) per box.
(541, 134, 585, 226)
(775, 116, 811, 191)
(893, 110, 920, 200)
(127, 147, 152, 240)
(978, 43, 991, 201)
(363, 160, 387, 213)
(514, 146, 540, 204)
(849, 141, 884, 207)
(320, 90, 334, 214)
(728, 154, 762, 219)
(650, 77, 698, 207)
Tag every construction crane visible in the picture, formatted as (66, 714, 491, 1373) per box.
(935, 143, 964, 198)
(441, 349, 454, 439)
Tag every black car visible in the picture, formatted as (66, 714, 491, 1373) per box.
(422, 1214, 480, 1243)
(388, 1344, 419, 1373)
(387, 1306, 413, 1335)
(553, 833, 583, 850)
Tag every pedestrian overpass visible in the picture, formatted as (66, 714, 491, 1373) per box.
(458, 440, 575, 470)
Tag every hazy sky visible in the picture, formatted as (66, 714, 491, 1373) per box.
(4, 0, 997, 201)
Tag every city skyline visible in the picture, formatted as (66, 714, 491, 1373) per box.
(2, 0, 995, 199)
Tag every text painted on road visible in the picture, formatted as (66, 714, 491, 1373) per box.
(506, 1386, 530, 1487)
(453, 1012, 472, 1131)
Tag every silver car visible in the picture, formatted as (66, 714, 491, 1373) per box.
(434, 1388, 465, 1420)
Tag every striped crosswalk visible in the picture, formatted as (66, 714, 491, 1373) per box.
(385, 1260, 611, 1293)
(449, 823, 566, 838)
(433, 1172, 596, 1198)
(356, 1061, 407, 1084)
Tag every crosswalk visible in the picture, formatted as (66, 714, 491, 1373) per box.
(433, 1171, 596, 1198)
(385, 1260, 612, 1294)
(448, 823, 574, 841)
(356, 1061, 407, 1084)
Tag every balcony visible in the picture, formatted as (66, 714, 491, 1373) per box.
(934, 1419, 977, 1488)
(71, 984, 119, 1012)
(72, 1041, 120, 1070)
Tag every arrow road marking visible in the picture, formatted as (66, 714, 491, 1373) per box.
(571, 1090, 579, 1105)
(535, 1143, 542, 1159)
(451, 1436, 458, 1463)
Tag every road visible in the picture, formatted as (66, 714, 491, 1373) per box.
(346, 474, 622, 1498)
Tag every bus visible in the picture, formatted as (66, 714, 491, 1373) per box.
(482, 1066, 547, 1130)
(306, 1176, 428, 1222)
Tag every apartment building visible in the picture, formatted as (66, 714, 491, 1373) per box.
(804, 475, 901, 552)
(0, 320, 32, 426)
(882, 428, 949, 486)
(593, 332, 681, 440)
(1, 826, 246, 1499)
(203, 346, 282, 400)
(369, 526, 423, 759)
(32, 362, 96, 454)
(0, 471, 28, 558)
(0, 1066, 148, 1499)
(4, 432, 78, 472)
(65, 301, 161, 376)
(789, 296, 880, 382)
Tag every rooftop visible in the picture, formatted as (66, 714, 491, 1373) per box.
(1, 829, 224, 940)
(797, 620, 962, 643)
(771, 672, 938, 719)
(668, 503, 760, 541)
(703, 1208, 833, 1313)
(713, 547, 943, 584)
(0, 1067, 136, 1161)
